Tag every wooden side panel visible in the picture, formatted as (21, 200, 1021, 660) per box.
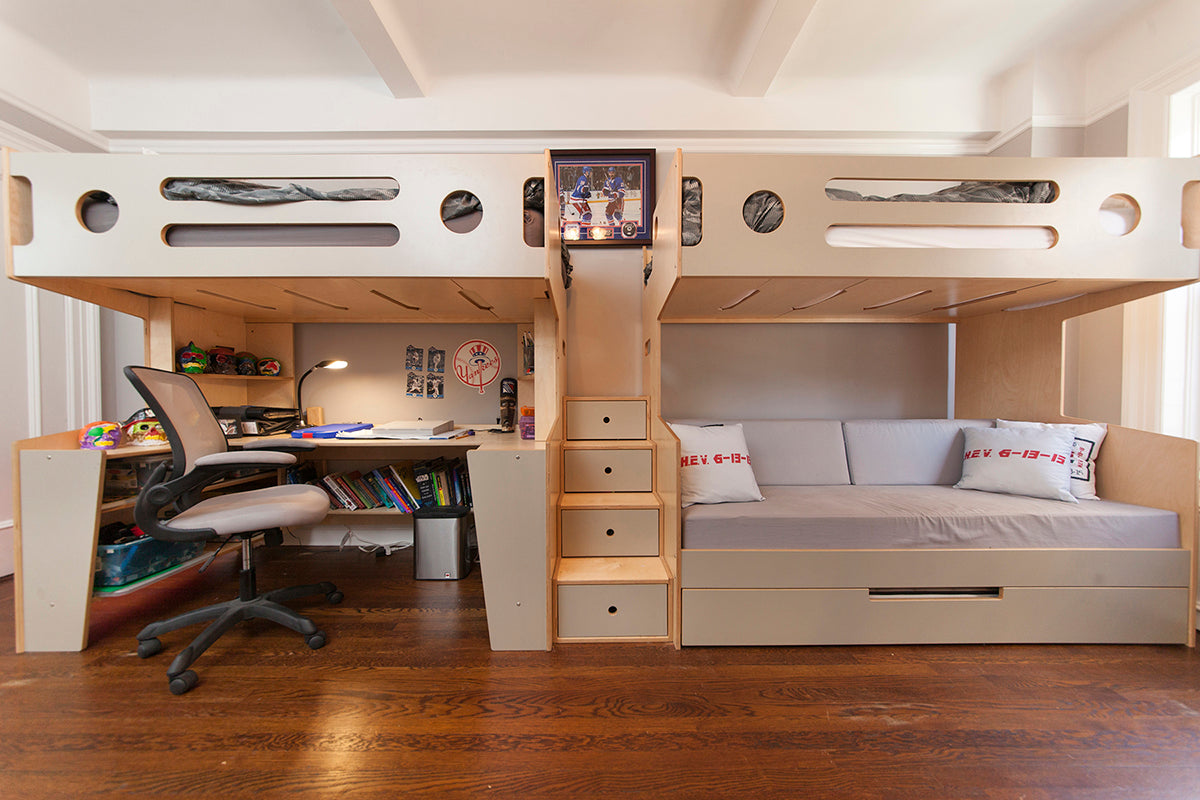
(642, 149, 682, 416)
(16, 449, 104, 652)
(466, 445, 551, 651)
(955, 282, 1191, 422)
(650, 415, 680, 646)
(533, 297, 562, 442)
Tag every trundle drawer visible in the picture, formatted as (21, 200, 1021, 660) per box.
(561, 508, 659, 557)
(558, 583, 667, 638)
(563, 448, 653, 492)
(565, 399, 647, 440)
(681, 587, 1191, 646)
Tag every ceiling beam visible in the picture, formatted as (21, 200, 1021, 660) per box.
(331, 0, 428, 98)
(727, 0, 818, 97)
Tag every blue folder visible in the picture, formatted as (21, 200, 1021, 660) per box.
(290, 422, 373, 439)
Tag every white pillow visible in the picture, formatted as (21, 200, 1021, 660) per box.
(996, 419, 1107, 500)
(668, 422, 764, 507)
(956, 426, 1077, 503)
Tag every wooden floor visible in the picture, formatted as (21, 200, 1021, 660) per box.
(2, 546, 1199, 799)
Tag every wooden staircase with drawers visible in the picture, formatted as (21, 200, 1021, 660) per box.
(554, 397, 673, 642)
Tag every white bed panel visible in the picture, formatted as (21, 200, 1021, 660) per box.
(675, 154, 1199, 283)
(8, 153, 547, 280)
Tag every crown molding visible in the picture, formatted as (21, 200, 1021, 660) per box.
(103, 130, 994, 157)
(0, 90, 107, 153)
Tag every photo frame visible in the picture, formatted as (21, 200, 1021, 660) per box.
(551, 149, 656, 246)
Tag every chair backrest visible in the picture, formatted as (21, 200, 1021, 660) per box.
(124, 365, 228, 479)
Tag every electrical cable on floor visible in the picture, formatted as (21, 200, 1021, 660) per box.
(337, 526, 413, 556)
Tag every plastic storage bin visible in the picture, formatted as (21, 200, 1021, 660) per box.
(413, 505, 474, 580)
(95, 536, 205, 588)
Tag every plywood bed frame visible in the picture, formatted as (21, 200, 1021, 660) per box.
(644, 149, 1200, 648)
(2, 148, 569, 652)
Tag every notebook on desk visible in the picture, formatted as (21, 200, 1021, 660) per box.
(335, 420, 457, 439)
(290, 422, 373, 439)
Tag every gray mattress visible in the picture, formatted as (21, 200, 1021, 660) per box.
(681, 485, 1179, 550)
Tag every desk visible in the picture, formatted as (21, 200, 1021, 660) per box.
(12, 428, 550, 653)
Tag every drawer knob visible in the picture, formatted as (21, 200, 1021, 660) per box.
(607, 605, 618, 615)
(603, 416, 611, 424)
(606, 528, 615, 537)
(604, 466, 613, 474)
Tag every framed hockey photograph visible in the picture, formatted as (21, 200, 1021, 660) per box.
(551, 149, 655, 247)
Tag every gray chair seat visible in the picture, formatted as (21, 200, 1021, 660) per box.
(168, 484, 330, 536)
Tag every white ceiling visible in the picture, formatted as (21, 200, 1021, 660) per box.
(0, 0, 1180, 153)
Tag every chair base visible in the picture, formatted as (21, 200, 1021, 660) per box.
(135, 548, 342, 694)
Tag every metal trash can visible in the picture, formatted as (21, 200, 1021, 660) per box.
(413, 505, 474, 580)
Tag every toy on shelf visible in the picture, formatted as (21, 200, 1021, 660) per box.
(80, 421, 121, 450)
(235, 352, 258, 375)
(256, 357, 282, 376)
(207, 345, 237, 375)
(175, 341, 207, 374)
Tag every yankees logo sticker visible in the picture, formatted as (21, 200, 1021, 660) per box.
(453, 339, 501, 394)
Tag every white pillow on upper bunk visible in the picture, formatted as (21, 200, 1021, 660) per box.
(955, 426, 1077, 503)
(668, 422, 764, 507)
(995, 419, 1107, 500)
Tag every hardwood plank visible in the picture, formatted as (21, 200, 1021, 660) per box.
(1, 548, 1199, 799)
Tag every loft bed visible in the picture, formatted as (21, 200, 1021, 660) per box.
(643, 149, 1200, 649)
(3, 150, 567, 407)
(3, 148, 569, 654)
(4, 152, 560, 321)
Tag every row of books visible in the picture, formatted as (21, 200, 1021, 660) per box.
(286, 458, 471, 512)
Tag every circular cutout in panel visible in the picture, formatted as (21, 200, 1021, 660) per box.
(743, 190, 783, 233)
(441, 190, 483, 233)
(1099, 194, 1139, 236)
(78, 191, 119, 233)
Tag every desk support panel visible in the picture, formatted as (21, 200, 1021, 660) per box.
(468, 447, 550, 651)
(17, 450, 104, 652)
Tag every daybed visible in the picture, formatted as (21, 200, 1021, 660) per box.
(674, 418, 1194, 646)
(643, 150, 1200, 649)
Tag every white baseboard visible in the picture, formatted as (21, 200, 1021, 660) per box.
(0, 521, 13, 578)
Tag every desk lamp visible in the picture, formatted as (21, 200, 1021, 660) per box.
(297, 359, 348, 425)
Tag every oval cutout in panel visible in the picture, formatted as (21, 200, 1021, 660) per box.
(1099, 194, 1139, 236)
(825, 179, 1058, 203)
(743, 190, 783, 233)
(161, 177, 398, 202)
(682, 176, 702, 245)
(441, 190, 482, 234)
(78, 191, 118, 233)
(825, 225, 1056, 249)
(163, 223, 399, 247)
(523, 178, 544, 247)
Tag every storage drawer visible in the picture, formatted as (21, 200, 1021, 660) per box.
(561, 508, 659, 557)
(565, 400, 647, 440)
(563, 449, 653, 492)
(681, 587, 1191, 646)
(558, 583, 667, 638)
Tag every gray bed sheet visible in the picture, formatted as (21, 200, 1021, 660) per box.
(681, 485, 1179, 550)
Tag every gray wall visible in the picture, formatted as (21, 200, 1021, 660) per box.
(1085, 107, 1130, 156)
(662, 323, 950, 421)
(295, 323, 518, 427)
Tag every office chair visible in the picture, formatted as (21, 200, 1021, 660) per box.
(123, 365, 342, 695)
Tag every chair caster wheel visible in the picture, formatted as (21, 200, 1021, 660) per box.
(169, 670, 198, 695)
(306, 631, 327, 650)
(137, 638, 163, 658)
(326, 590, 344, 605)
